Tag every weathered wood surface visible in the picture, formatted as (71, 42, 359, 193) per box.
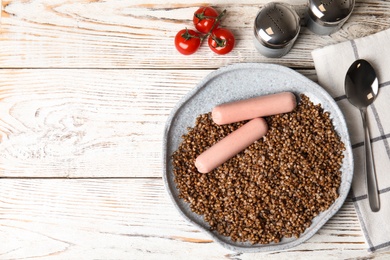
(2, 179, 389, 259)
(0, 0, 389, 69)
(1, 0, 390, 258)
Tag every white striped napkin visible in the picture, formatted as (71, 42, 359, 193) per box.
(312, 28, 390, 252)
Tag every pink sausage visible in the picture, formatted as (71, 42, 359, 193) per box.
(195, 117, 268, 173)
(212, 92, 297, 125)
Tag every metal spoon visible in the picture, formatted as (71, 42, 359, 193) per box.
(345, 59, 380, 212)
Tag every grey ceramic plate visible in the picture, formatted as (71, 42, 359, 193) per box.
(162, 63, 353, 253)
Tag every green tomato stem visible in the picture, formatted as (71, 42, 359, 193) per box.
(209, 9, 226, 33)
(212, 37, 226, 47)
(182, 9, 227, 43)
(201, 9, 226, 41)
(181, 28, 201, 41)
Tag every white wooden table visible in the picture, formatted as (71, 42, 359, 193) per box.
(1, 0, 390, 259)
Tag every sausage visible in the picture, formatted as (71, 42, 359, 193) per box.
(195, 117, 268, 173)
(212, 92, 297, 125)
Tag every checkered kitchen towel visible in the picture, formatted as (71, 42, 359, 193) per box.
(312, 28, 390, 252)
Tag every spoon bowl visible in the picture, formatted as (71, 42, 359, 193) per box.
(345, 59, 380, 212)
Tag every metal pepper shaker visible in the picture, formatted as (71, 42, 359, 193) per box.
(253, 2, 300, 58)
(306, 0, 355, 35)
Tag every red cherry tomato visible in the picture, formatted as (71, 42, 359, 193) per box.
(174, 29, 201, 55)
(207, 28, 235, 55)
(193, 6, 219, 34)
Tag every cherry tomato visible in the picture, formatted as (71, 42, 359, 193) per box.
(193, 6, 219, 34)
(208, 28, 235, 55)
(174, 29, 201, 55)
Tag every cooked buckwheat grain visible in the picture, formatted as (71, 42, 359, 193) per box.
(172, 94, 345, 244)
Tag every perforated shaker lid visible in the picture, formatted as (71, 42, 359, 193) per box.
(308, 0, 355, 25)
(254, 2, 300, 49)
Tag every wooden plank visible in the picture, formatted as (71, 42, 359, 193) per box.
(0, 68, 206, 177)
(0, 0, 389, 69)
(0, 68, 317, 178)
(2, 179, 389, 259)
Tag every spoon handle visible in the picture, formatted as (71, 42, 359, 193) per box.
(361, 108, 380, 212)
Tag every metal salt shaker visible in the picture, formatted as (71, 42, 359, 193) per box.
(253, 2, 300, 58)
(306, 0, 355, 35)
